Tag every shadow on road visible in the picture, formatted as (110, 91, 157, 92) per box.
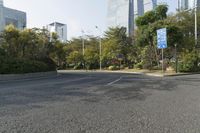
(0, 73, 179, 107)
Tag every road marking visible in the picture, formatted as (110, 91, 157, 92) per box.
(106, 76, 122, 86)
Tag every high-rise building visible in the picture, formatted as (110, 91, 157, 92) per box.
(143, 0, 157, 12)
(107, 0, 157, 36)
(191, 0, 200, 8)
(47, 22, 67, 42)
(129, 0, 134, 36)
(107, 0, 129, 33)
(178, 0, 189, 10)
(178, 0, 200, 10)
(0, 0, 26, 31)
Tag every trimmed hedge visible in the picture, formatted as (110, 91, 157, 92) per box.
(0, 57, 56, 74)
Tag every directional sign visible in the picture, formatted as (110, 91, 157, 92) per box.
(117, 54, 123, 61)
(157, 28, 167, 49)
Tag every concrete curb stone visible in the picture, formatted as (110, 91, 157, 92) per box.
(58, 70, 200, 77)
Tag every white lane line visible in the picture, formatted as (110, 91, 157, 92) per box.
(106, 76, 122, 86)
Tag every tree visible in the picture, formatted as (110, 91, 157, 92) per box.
(67, 51, 83, 69)
(1, 24, 20, 57)
(84, 48, 99, 69)
(102, 27, 132, 67)
(0, 25, 57, 74)
(134, 5, 183, 69)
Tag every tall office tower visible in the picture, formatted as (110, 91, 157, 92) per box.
(198, 0, 200, 7)
(0, 0, 5, 31)
(107, 0, 130, 34)
(143, 0, 157, 12)
(47, 22, 67, 42)
(107, 0, 157, 36)
(190, 0, 200, 8)
(137, 0, 144, 16)
(0, 0, 26, 31)
(178, 0, 200, 10)
(178, 0, 189, 10)
(129, 0, 134, 36)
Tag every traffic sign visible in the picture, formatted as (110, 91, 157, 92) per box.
(157, 28, 167, 49)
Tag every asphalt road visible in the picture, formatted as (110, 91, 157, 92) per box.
(0, 72, 200, 133)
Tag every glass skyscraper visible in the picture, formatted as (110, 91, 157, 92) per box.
(107, 0, 157, 36)
(178, 0, 200, 10)
(107, 0, 130, 33)
(0, 0, 26, 31)
(179, 0, 189, 10)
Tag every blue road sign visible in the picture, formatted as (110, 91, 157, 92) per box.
(157, 28, 167, 49)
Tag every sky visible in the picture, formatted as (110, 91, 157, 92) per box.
(158, 0, 177, 13)
(4, 0, 177, 40)
(4, 0, 107, 39)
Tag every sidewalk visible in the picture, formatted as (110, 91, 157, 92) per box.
(58, 69, 200, 77)
(112, 69, 200, 77)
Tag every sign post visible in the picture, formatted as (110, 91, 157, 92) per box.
(157, 28, 167, 74)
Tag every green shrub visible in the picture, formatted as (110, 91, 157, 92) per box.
(0, 57, 56, 74)
(178, 51, 200, 72)
(152, 65, 162, 70)
(108, 65, 119, 70)
(134, 62, 143, 69)
(73, 63, 83, 70)
(120, 65, 125, 69)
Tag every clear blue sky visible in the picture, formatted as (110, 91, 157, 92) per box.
(4, 0, 176, 40)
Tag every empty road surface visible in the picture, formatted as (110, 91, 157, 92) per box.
(0, 71, 200, 133)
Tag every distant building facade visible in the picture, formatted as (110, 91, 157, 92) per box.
(107, 0, 157, 36)
(0, 0, 26, 31)
(107, 0, 130, 34)
(47, 22, 67, 42)
(178, 0, 189, 10)
(178, 0, 200, 10)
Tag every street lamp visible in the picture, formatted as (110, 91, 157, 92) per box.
(195, 0, 198, 46)
(81, 30, 85, 69)
(175, 43, 178, 73)
(95, 26, 102, 71)
(81, 30, 85, 56)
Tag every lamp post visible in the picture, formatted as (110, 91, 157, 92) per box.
(81, 30, 85, 56)
(195, 0, 198, 46)
(95, 26, 102, 71)
(81, 30, 85, 69)
(175, 43, 178, 73)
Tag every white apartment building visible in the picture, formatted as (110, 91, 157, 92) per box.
(47, 22, 67, 42)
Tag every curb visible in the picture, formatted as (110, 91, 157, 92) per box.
(163, 73, 200, 77)
(58, 70, 200, 77)
(0, 71, 58, 81)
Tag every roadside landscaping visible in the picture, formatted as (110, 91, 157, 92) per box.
(0, 25, 57, 74)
